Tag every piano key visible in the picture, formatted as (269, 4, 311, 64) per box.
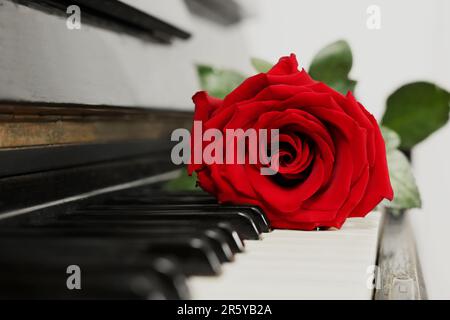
(56, 218, 245, 254)
(9, 243, 190, 299)
(0, 247, 189, 299)
(87, 204, 271, 233)
(202, 229, 234, 263)
(104, 189, 269, 233)
(72, 209, 261, 240)
(215, 222, 245, 253)
(150, 256, 192, 300)
(116, 190, 216, 202)
(187, 212, 382, 299)
(17, 220, 235, 263)
(0, 238, 181, 276)
(0, 266, 179, 299)
(108, 194, 218, 205)
(0, 233, 221, 276)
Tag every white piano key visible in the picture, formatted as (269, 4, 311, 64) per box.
(188, 211, 382, 299)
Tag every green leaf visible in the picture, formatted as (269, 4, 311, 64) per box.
(384, 149, 422, 209)
(163, 169, 200, 192)
(197, 64, 246, 99)
(251, 57, 273, 73)
(308, 40, 357, 95)
(381, 82, 450, 150)
(380, 126, 400, 150)
(328, 79, 357, 96)
(381, 126, 421, 209)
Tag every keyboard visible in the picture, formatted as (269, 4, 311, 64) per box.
(0, 184, 382, 299)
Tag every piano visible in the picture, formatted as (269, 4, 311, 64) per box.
(0, 0, 426, 300)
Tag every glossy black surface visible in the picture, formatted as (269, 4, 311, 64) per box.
(0, 186, 270, 299)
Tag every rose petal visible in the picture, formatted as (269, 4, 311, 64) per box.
(267, 53, 299, 75)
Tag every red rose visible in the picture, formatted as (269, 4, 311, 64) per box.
(188, 54, 393, 230)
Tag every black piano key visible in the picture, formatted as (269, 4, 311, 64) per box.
(71, 209, 261, 240)
(116, 190, 216, 202)
(0, 266, 179, 299)
(51, 216, 245, 254)
(100, 190, 271, 232)
(150, 256, 191, 299)
(0, 239, 179, 279)
(0, 247, 189, 300)
(202, 228, 234, 263)
(88, 204, 270, 233)
(0, 229, 224, 276)
(23, 223, 235, 263)
(108, 194, 218, 205)
(0, 234, 221, 276)
(216, 222, 245, 253)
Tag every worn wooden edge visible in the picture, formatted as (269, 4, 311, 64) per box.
(0, 102, 193, 147)
(374, 209, 427, 300)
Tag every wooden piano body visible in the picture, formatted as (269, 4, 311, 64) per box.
(0, 0, 426, 300)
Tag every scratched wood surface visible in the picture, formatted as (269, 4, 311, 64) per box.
(0, 103, 192, 147)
